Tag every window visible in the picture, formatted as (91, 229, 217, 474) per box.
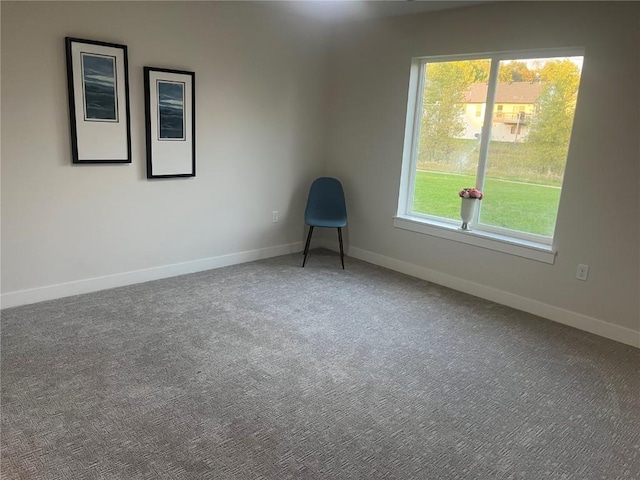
(396, 49, 583, 258)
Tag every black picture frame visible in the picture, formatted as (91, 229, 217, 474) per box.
(65, 37, 132, 164)
(144, 67, 196, 178)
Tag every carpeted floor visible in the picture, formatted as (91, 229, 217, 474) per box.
(2, 249, 639, 479)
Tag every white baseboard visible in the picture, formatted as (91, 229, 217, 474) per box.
(4, 240, 638, 349)
(1, 242, 304, 309)
(317, 240, 640, 349)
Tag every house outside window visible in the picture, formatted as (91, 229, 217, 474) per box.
(396, 49, 584, 260)
(462, 85, 542, 143)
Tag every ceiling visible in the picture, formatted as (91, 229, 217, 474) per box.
(279, 0, 492, 23)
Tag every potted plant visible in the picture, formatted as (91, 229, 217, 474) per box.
(458, 187, 483, 230)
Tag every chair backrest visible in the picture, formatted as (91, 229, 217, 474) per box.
(304, 177, 347, 226)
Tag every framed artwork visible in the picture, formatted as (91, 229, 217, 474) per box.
(65, 37, 132, 163)
(144, 67, 196, 178)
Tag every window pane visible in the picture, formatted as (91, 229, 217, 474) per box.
(411, 59, 491, 219)
(479, 56, 583, 236)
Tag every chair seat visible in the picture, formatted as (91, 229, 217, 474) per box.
(306, 217, 347, 228)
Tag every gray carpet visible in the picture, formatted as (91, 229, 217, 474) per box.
(2, 249, 639, 479)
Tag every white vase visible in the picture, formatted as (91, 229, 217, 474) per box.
(460, 198, 479, 230)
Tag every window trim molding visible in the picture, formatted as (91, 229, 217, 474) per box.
(393, 215, 557, 264)
(397, 47, 584, 261)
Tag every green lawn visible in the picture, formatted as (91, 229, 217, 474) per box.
(412, 171, 561, 237)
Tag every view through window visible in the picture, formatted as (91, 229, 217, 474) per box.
(406, 51, 584, 242)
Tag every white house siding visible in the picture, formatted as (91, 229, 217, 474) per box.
(461, 104, 530, 142)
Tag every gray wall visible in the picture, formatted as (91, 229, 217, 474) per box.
(324, 2, 639, 339)
(1, 1, 328, 294)
(2, 1, 638, 344)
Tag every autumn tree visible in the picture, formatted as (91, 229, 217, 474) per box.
(498, 61, 537, 82)
(468, 59, 491, 83)
(525, 59, 581, 177)
(419, 60, 488, 165)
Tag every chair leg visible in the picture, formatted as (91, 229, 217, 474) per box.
(337, 227, 345, 269)
(302, 226, 314, 267)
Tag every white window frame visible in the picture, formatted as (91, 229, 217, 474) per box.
(395, 47, 584, 264)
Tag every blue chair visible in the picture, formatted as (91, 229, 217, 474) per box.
(302, 177, 347, 269)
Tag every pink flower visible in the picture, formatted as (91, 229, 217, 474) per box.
(459, 187, 483, 200)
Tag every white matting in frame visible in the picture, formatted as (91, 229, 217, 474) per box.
(144, 67, 195, 178)
(65, 37, 131, 163)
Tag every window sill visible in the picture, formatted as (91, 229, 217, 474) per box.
(393, 215, 556, 264)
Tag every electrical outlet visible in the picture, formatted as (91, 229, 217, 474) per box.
(576, 264, 589, 281)
(272, 211, 279, 223)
